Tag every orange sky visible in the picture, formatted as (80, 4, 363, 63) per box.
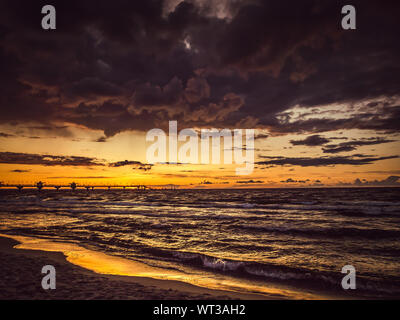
(1, 121, 399, 188)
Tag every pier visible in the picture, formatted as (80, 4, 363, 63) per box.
(0, 182, 152, 191)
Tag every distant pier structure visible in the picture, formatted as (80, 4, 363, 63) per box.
(36, 181, 44, 191)
(0, 181, 152, 191)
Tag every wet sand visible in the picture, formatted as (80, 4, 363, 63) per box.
(0, 235, 274, 300)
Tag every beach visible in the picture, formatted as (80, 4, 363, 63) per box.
(0, 235, 271, 300)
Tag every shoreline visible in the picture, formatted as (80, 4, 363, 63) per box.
(0, 234, 278, 300)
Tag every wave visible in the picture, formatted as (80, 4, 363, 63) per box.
(2, 194, 399, 217)
(259, 203, 400, 215)
(170, 251, 400, 295)
(234, 224, 400, 239)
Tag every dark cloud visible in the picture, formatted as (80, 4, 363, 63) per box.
(322, 145, 356, 154)
(0, 152, 158, 171)
(268, 105, 400, 136)
(94, 136, 107, 142)
(351, 170, 400, 175)
(215, 1, 340, 76)
(0, 152, 104, 166)
(27, 126, 68, 131)
(10, 169, 30, 173)
(108, 160, 154, 171)
(108, 160, 147, 167)
(323, 137, 396, 154)
(236, 179, 264, 184)
(254, 133, 269, 140)
(257, 154, 399, 167)
(200, 180, 213, 184)
(280, 178, 310, 183)
(46, 176, 113, 179)
(184, 77, 210, 103)
(137, 164, 153, 171)
(340, 176, 400, 187)
(23, 125, 73, 138)
(0, 132, 14, 138)
(157, 162, 185, 165)
(131, 77, 184, 109)
(290, 135, 330, 146)
(64, 77, 123, 99)
(0, 0, 398, 138)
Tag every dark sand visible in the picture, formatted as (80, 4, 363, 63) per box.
(0, 236, 272, 300)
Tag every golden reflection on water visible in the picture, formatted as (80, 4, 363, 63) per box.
(1, 233, 324, 299)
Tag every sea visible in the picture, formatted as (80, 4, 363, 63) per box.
(0, 188, 399, 299)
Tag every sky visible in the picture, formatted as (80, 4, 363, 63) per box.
(0, 0, 399, 188)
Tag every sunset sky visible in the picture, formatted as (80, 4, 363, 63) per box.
(0, 0, 399, 188)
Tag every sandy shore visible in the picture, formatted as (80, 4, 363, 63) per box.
(0, 236, 273, 300)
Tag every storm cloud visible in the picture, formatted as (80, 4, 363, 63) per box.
(290, 135, 330, 147)
(322, 137, 396, 154)
(0, 0, 398, 137)
(0, 152, 158, 171)
(257, 154, 399, 167)
(0, 152, 104, 166)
